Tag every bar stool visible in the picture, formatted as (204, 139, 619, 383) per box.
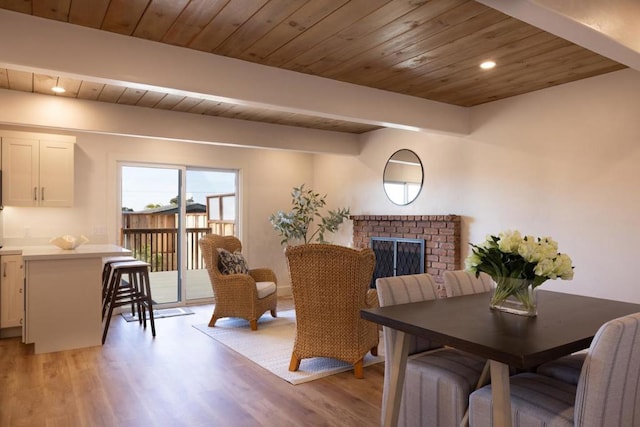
(102, 260, 156, 344)
(101, 256, 137, 312)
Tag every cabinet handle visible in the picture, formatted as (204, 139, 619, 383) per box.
(33, 187, 38, 201)
(41, 187, 45, 201)
(2, 262, 5, 278)
(19, 287, 23, 294)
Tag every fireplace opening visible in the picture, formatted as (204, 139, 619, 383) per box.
(370, 237, 425, 287)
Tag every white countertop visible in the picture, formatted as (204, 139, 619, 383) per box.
(0, 244, 131, 261)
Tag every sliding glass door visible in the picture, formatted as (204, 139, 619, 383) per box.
(184, 169, 237, 301)
(120, 164, 238, 306)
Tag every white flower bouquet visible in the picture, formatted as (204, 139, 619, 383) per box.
(465, 230, 574, 315)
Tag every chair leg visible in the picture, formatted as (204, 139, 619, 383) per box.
(270, 309, 277, 318)
(208, 314, 218, 327)
(353, 359, 364, 379)
(289, 354, 301, 372)
(250, 319, 258, 330)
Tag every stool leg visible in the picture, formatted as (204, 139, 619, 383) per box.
(142, 269, 156, 337)
(102, 269, 119, 320)
(130, 271, 144, 325)
(102, 270, 122, 344)
(101, 263, 111, 304)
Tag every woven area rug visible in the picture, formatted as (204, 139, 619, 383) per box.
(121, 307, 194, 322)
(193, 310, 383, 385)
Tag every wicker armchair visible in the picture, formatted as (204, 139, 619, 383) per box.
(199, 234, 277, 330)
(285, 243, 379, 379)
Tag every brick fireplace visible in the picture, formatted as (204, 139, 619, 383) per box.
(351, 215, 461, 294)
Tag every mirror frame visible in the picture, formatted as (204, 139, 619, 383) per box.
(383, 149, 424, 206)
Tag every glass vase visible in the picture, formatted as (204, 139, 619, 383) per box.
(490, 277, 537, 317)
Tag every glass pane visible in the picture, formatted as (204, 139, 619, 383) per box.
(208, 197, 221, 220)
(407, 183, 421, 203)
(185, 169, 237, 300)
(121, 166, 180, 304)
(222, 195, 235, 220)
(384, 182, 405, 204)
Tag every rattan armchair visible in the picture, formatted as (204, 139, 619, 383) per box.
(199, 234, 277, 330)
(285, 243, 379, 379)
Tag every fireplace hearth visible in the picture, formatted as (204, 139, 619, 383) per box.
(351, 215, 461, 295)
(370, 237, 424, 287)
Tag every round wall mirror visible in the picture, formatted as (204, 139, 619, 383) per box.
(383, 149, 424, 205)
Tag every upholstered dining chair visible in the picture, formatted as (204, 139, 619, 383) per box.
(199, 234, 277, 330)
(469, 312, 640, 427)
(376, 273, 488, 427)
(443, 270, 493, 298)
(285, 243, 379, 379)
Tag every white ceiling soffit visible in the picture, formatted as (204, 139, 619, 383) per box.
(477, 0, 640, 71)
(0, 9, 469, 136)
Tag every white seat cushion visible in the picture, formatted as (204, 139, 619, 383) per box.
(256, 281, 276, 299)
(470, 373, 576, 427)
(401, 348, 487, 427)
(536, 352, 586, 385)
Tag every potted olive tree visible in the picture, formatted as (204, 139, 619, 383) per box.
(269, 184, 350, 246)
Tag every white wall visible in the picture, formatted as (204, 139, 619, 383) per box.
(0, 128, 314, 294)
(0, 81, 370, 296)
(2, 67, 639, 303)
(316, 68, 640, 303)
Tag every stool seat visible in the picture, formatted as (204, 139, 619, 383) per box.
(102, 260, 156, 344)
(101, 256, 138, 305)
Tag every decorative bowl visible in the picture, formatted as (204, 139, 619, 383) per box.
(50, 235, 89, 250)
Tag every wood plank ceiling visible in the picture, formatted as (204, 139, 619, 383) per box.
(0, 0, 627, 134)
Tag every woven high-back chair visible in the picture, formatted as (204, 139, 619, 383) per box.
(285, 243, 379, 379)
(199, 234, 277, 330)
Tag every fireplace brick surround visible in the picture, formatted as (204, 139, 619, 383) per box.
(351, 215, 461, 293)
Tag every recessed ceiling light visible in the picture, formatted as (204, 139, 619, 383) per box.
(51, 86, 66, 93)
(480, 61, 496, 70)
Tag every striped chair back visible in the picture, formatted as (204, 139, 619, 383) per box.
(443, 270, 493, 298)
(376, 273, 439, 307)
(574, 312, 640, 425)
(375, 274, 441, 375)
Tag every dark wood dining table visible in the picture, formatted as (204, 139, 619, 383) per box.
(361, 290, 640, 427)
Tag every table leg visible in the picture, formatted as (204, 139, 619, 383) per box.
(460, 360, 491, 427)
(489, 360, 512, 427)
(382, 329, 410, 427)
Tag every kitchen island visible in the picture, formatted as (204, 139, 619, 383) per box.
(2, 244, 131, 354)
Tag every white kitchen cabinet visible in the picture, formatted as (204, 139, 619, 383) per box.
(0, 254, 24, 329)
(1, 134, 75, 207)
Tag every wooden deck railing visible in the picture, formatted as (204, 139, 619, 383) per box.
(120, 227, 212, 272)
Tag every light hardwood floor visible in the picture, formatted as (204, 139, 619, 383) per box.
(0, 297, 383, 426)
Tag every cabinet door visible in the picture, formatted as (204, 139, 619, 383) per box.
(1, 138, 39, 207)
(39, 140, 74, 207)
(0, 255, 25, 328)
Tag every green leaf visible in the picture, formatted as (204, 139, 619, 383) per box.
(269, 185, 350, 245)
